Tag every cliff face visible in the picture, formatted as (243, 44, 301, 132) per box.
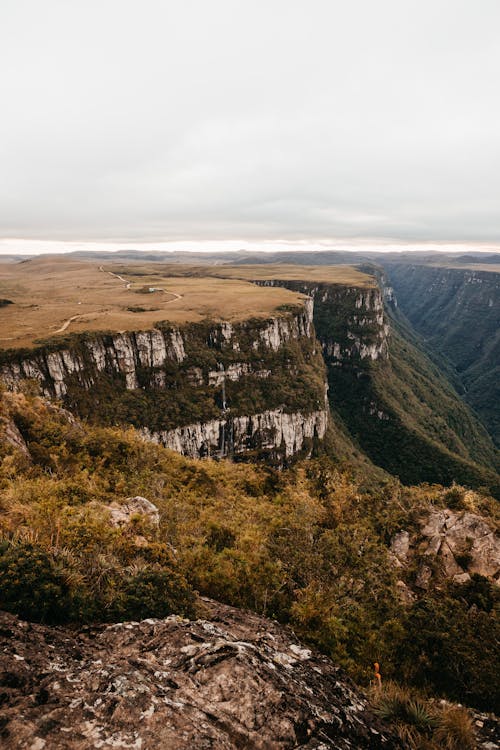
(250, 274, 499, 494)
(0, 301, 329, 462)
(254, 280, 389, 365)
(384, 263, 500, 446)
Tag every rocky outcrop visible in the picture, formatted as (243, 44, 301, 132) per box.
(143, 404, 329, 459)
(0, 417, 31, 460)
(254, 280, 389, 364)
(390, 507, 500, 588)
(0, 301, 328, 463)
(108, 497, 160, 528)
(0, 599, 402, 749)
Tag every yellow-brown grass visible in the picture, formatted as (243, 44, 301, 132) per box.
(0, 257, 373, 350)
(149, 262, 375, 286)
(0, 258, 308, 349)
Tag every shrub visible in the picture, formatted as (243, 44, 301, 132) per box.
(112, 567, 196, 621)
(434, 705, 476, 750)
(0, 542, 73, 624)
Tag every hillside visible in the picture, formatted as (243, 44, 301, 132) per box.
(384, 263, 500, 447)
(201, 265, 500, 495)
(1, 389, 499, 724)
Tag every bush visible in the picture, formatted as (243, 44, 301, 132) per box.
(0, 542, 74, 624)
(113, 568, 196, 621)
(434, 705, 476, 750)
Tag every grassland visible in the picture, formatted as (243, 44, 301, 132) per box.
(0, 257, 373, 350)
(138, 263, 376, 286)
(0, 257, 305, 349)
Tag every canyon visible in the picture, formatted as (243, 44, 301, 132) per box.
(0, 258, 498, 492)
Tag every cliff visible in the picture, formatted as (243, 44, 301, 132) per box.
(253, 279, 389, 365)
(0, 600, 402, 750)
(0, 300, 328, 462)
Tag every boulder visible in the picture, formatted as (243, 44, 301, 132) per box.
(109, 496, 160, 528)
(390, 508, 500, 589)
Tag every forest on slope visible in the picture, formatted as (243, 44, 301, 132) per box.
(385, 262, 500, 447)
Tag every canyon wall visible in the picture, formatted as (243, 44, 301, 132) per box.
(253, 280, 389, 365)
(0, 300, 329, 462)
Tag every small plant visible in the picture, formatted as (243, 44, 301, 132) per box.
(372, 682, 437, 733)
(433, 705, 476, 750)
(371, 683, 477, 750)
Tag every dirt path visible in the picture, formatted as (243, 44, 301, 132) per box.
(97, 265, 183, 300)
(51, 268, 183, 334)
(99, 266, 131, 288)
(54, 314, 86, 334)
(165, 290, 182, 301)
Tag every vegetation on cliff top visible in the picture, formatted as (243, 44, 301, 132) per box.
(0, 389, 498, 712)
(0, 257, 307, 349)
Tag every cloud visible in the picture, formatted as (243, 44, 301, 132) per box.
(1, 0, 500, 243)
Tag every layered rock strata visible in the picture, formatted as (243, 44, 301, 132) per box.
(0, 301, 328, 462)
(253, 280, 389, 364)
(143, 403, 329, 459)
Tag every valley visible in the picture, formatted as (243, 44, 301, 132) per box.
(0, 253, 499, 748)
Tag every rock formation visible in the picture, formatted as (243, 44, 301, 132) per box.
(390, 507, 500, 588)
(0, 300, 329, 463)
(108, 497, 160, 528)
(0, 599, 402, 749)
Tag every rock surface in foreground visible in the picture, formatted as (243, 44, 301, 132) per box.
(0, 600, 400, 749)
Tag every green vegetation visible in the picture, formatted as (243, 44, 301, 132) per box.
(371, 683, 476, 750)
(52, 320, 327, 435)
(324, 321, 500, 498)
(0, 389, 498, 712)
(386, 263, 500, 447)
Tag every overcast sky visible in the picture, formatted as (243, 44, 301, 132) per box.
(1, 0, 500, 253)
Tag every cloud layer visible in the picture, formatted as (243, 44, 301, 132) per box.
(1, 0, 500, 243)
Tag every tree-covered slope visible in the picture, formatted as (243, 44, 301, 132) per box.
(385, 263, 500, 446)
(324, 316, 500, 497)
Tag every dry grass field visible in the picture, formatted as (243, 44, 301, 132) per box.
(122, 262, 375, 287)
(211, 264, 376, 286)
(0, 257, 373, 349)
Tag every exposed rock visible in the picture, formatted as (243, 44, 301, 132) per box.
(421, 509, 499, 582)
(390, 508, 500, 588)
(0, 600, 402, 749)
(390, 531, 410, 563)
(108, 497, 160, 528)
(253, 279, 389, 364)
(395, 579, 415, 604)
(143, 405, 329, 460)
(0, 301, 328, 464)
(0, 418, 31, 460)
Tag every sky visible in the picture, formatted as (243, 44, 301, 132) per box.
(1, 1, 500, 254)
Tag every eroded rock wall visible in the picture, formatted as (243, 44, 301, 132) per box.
(143, 403, 329, 459)
(0, 302, 329, 463)
(253, 280, 389, 364)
